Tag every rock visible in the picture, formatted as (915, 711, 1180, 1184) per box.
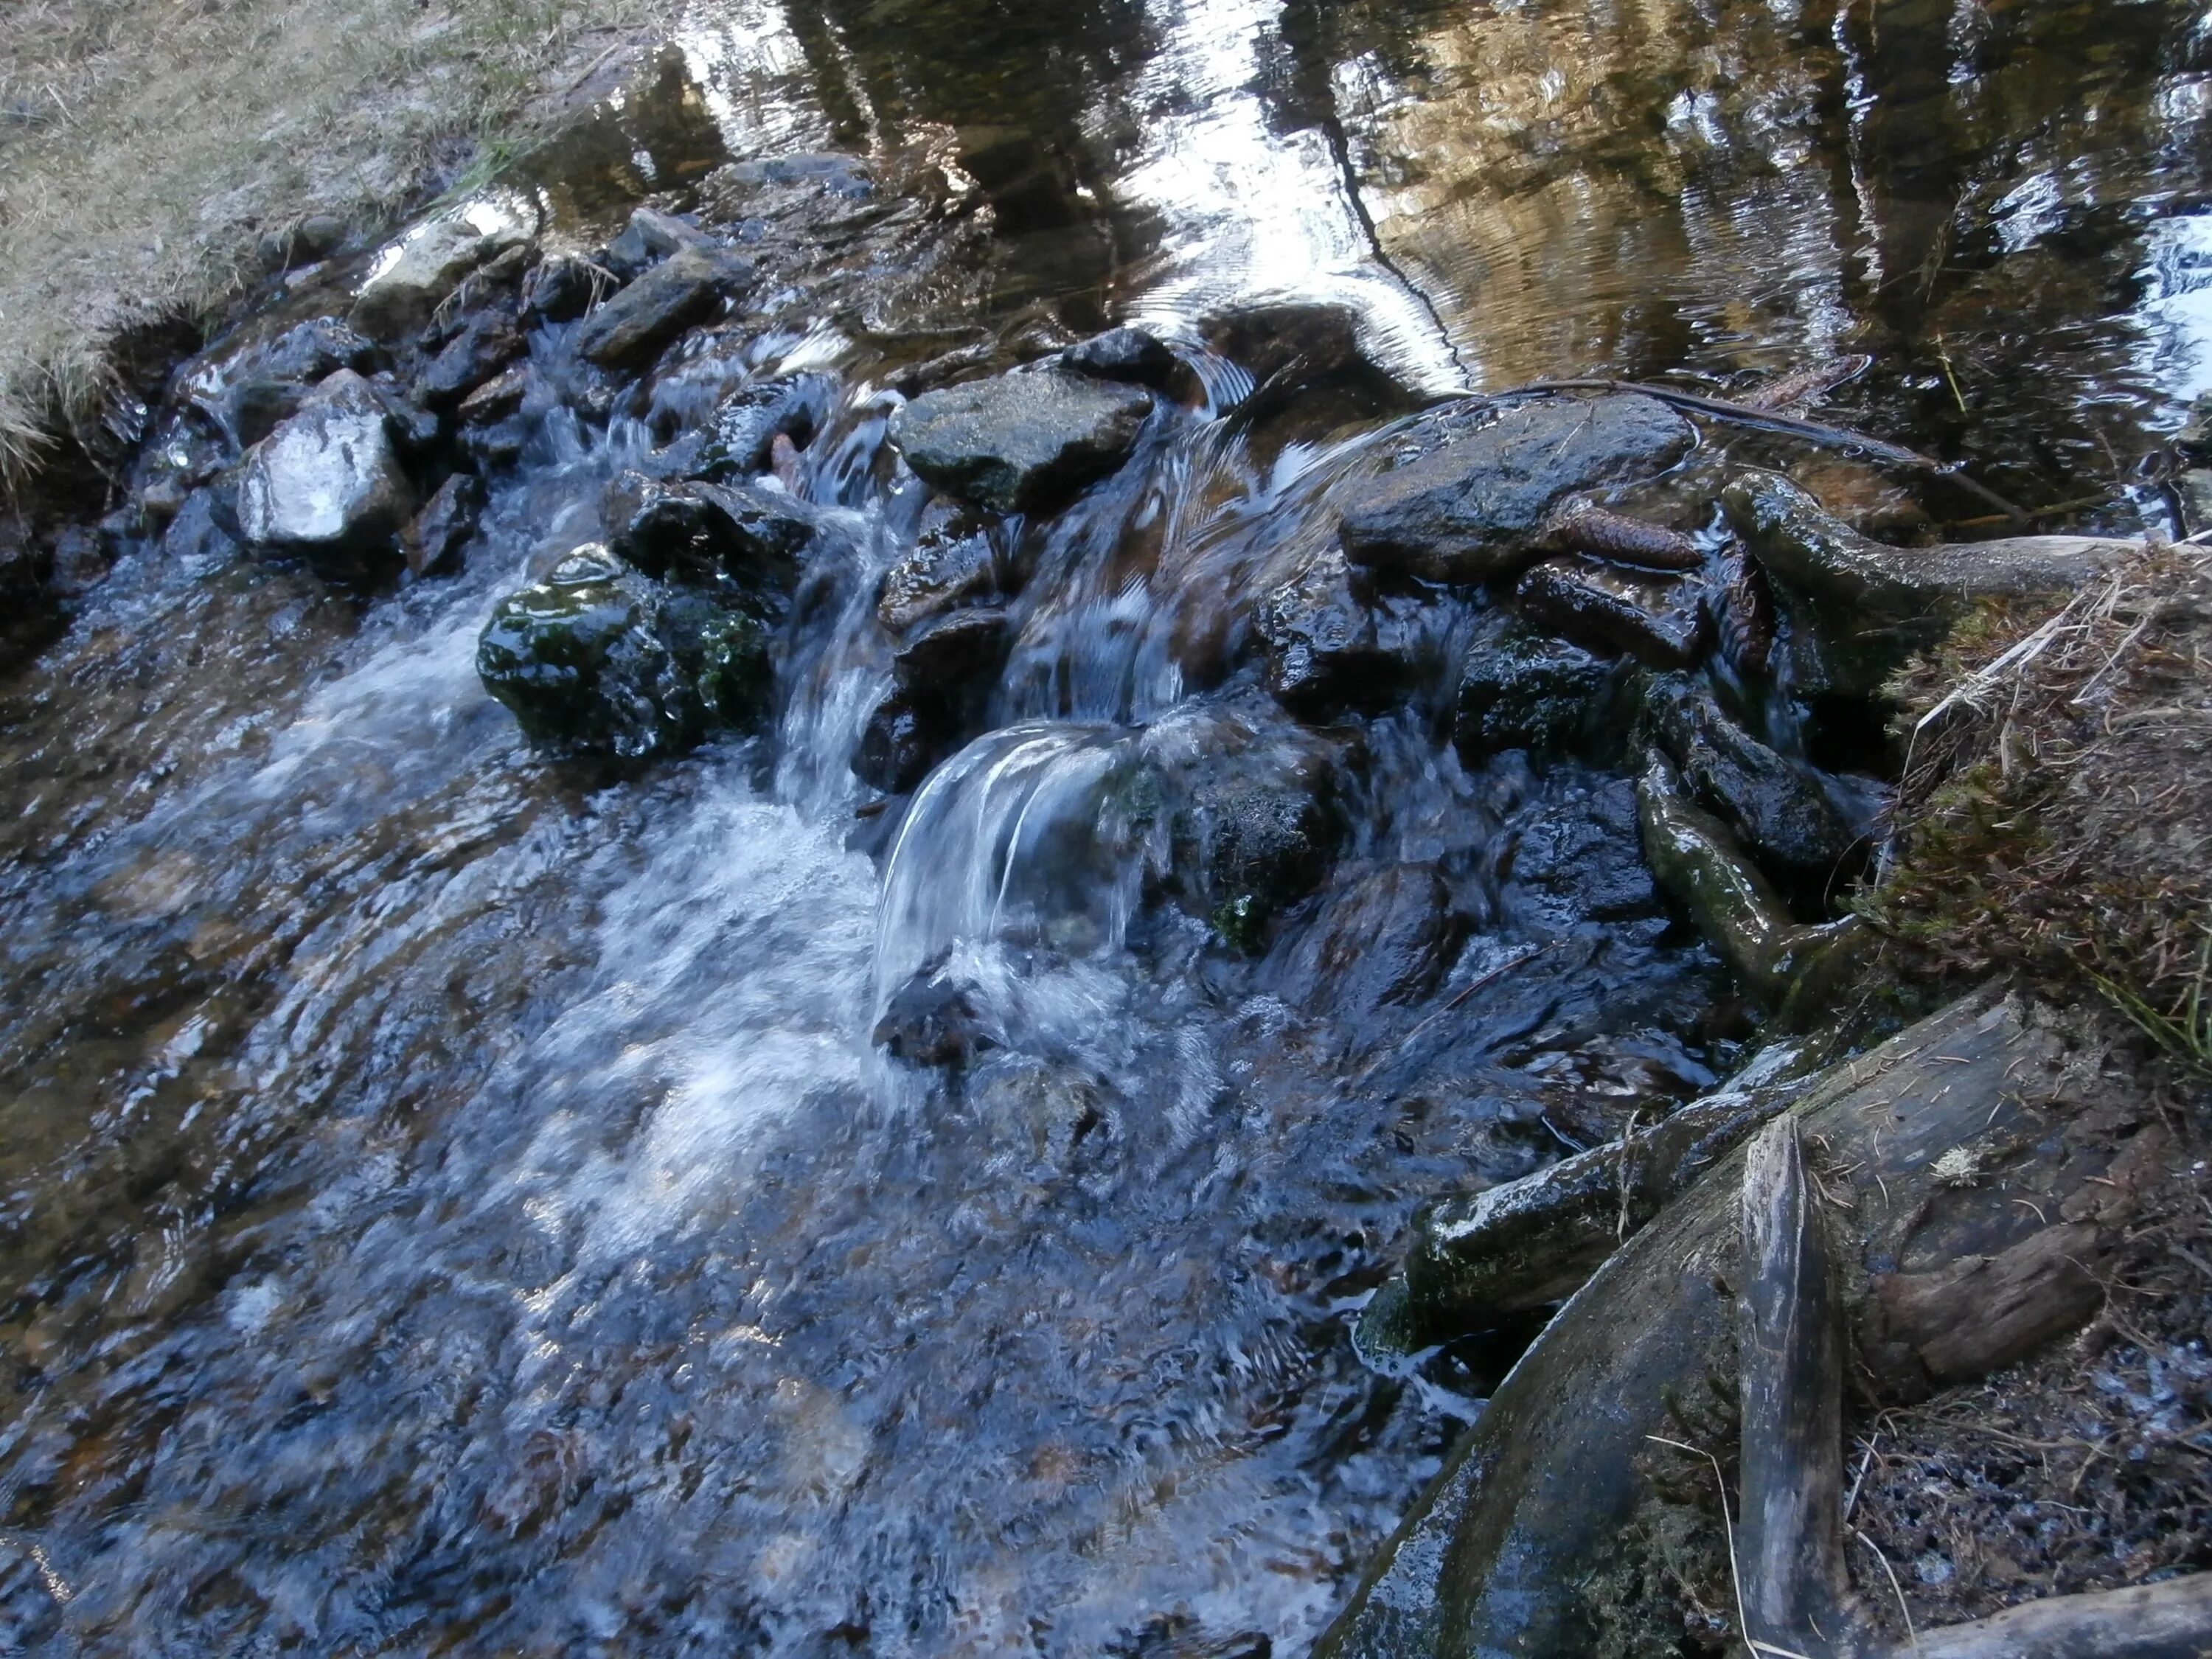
(222, 380, 307, 450)
(853, 691, 957, 794)
(1339, 394, 1695, 583)
(460, 414, 529, 469)
(1635, 755, 1863, 1006)
(572, 246, 753, 367)
(1149, 706, 1348, 952)
(602, 205, 706, 278)
(349, 214, 521, 341)
(257, 317, 381, 386)
(524, 253, 602, 325)
(407, 473, 483, 577)
(475, 544, 771, 758)
(414, 311, 522, 408)
(1721, 471, 2136, 698)
(872, 956, 995, 1068)
(234, 370, 414, 568)
(1643, 674, 1862, 882)
(364, 375, 442, 456)
(889, 370, 1152, 515)
(47, 524, 111, 597)
(1514, 554, 1709, 669)
(877, 507, 997, 633)
(1255, 550, 1403, 717)
(158, 490, 243, 566)
(891, 606, 1010, 696)
(1200, 302, 1363, 387)
(602, 472, 812, 606)
(457, 364, 530, 425)
(1274, 862, 1464, 1017)
(1453, 622, 1617, 764)
(693, 376, 830, 479)
(1500, 776, 1659, 924)
(1062, 327, 1186, 394)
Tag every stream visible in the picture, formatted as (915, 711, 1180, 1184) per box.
(1, 0, 2209, 1653)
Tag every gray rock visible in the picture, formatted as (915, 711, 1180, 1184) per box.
(1062, 327, 1185, 394)
(524, 254, 602, 325)
(1644, 674, 1861, 881)
(573, 246, 752, 367)
(889, 370, 1152, 515)
(235, 370, 414, 566)
(349, 214, 521, 341)
(1515, 554, 1709, 669)
(602, 205, 706, 278)
(877, 506, 996, 633)
(1255, 550, 1403, 717)
(257, 318, 380, 386)
(1340, 394, 1694, 582)
(693, 375, 830, 478)
(1453, 622, 1616, 764)
(1502, 776, 1659, 925)
(407, 473, 483, 577)
(1722, 470, 2135, 698)
(414, 311, 522, 408)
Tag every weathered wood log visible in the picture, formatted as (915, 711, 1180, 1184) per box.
(1736, 1116, 1848, 1653)
(1872, 1574, 2212, 1659)
(1318, 992, 2156, 1659)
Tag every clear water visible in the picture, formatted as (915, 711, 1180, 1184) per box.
(1, 0, 2208, 1652)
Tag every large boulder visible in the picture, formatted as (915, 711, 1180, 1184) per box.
(889, 370, 1152, 515)
(349, 214, 521, 341)
(234, 370, 414, 569)
(1722, 471, 2137, 698)
(572, 246, 754, 367)
(1340, 394, 1694, 583)
(475, 545, 771, 759)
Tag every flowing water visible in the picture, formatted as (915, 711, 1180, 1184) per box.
(2, 0, 2211, 1653)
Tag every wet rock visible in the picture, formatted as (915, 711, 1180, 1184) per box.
(222, 380, 307, 450)
(693, 375, 830, 479)
(1722, 471, 2136, 698)
(1643, 674, 1861, 882)
(1453, 622, 1617, 764)
(1275, 862, 1464, 1017)
(158, 490, 243, 566)
(877, 506, 997, 633)
(873, 957, 995, 1068)
(235, 370, 414, 569)
(475, 544, 770, 759)
(523, 253, 602, 325)
(137, 474, 192, 535)
(47, 524, 111, 598)
(573, 246, 754, 368)
(1339, 394, 1694, 583)
(257, 317, 381, 386)
(602, 471, 813, 606)
(854, 692, 958, 794)
(1200, 302, 1363, 388)
(1062, 327, 1186, 394)
(890, 369, 1152, 515)
(349, 213, 521, 341)
(602, 205, 706, 278)
(891, 606, 1010, 696)
(407, 473, 483, 577)
(1151, 708, 1348, 952)
(1256, 550, 1404, 717)
(457, 363, 529, 425)
(460, 414, 529, 469)
(1501, 776, 1658, 924)
(364, 375, 443, 457)
(414, 310, 522, 408)
(1514, 554, 1709, 669)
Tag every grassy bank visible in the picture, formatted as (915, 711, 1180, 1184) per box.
(0, 0, 685, 491)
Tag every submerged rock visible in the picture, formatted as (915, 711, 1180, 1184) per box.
(1643, 674, 1860, 882)
(573, 246, 754, 367)
(1453, 622, 1617, 765)
(873, 960, 997, 1068)
(1340, 394, 1694, 583)
(889, 369, 1152, 515)
(1514, 554, 1708, 669)
(1275, 861, 1464, 1018)
(235, 369, 414, 569)
(475, 544, 771, 758)
(1722, 471, 2136, 697)
(349, 214, 521, 341)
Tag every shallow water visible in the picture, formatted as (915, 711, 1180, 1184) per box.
(1, 0, 2209, 1654)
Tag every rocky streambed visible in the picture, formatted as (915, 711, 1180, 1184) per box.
(0, 15, 2207, 1657)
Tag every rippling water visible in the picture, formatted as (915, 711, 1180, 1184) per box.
(1, 0, 2208, 1653)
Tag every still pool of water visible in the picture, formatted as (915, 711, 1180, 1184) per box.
(0, 0, 2207, 1653)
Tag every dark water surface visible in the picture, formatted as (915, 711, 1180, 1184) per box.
(1, 0, 2208, 1654)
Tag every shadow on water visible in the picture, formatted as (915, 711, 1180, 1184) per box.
(0, 0, 2208, 1655)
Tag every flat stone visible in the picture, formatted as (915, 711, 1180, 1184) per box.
(1514, 554, 1708, 669)
(573, 246, 753, 368)
(235, 370, 413, 565)
(349, 215, 520, 341)
(1340, 394, 1694, 582)
(889, 369, 1152, 515)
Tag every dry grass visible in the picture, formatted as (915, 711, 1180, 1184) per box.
(0, 0, 686, 493)
(1868, 541, 2212, 1071)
